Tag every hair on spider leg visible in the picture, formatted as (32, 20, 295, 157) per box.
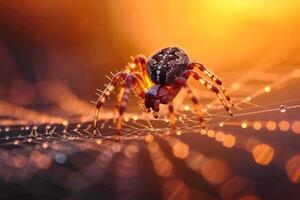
(95, 92, 101, 96)
(130, 55, 135, 61)
(111, 69, 120, 76)
(105, 75, 112, 81)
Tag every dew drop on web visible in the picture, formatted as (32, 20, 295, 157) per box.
(279, 105, 287, 113)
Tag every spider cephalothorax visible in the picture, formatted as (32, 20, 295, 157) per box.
(93, 47, 234, 136)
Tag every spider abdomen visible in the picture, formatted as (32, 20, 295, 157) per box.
(147, 47, 189, 85)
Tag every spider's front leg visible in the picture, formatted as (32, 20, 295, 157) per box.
(183, 70, 233, 116)
(188, 62, 234, 113)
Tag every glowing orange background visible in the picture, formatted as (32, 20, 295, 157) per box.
(0, 0, 300, 102)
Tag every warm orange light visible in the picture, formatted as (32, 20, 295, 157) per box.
(200, 129, 207, 135)
(244, 138, 260, 152)
(266, 121, 276, 131)
(184, 105, 190, 111)
(291, 121, 300, 134)
(111, 143, 121, 153)
(279, 120, 290, 132)
(145, 134, 154, 143)
(285, 155, 300, 183)
(12, 155, 27, 168)
(253, 122, 262, 130)
(42, 142, 49, 149)
(173, 142, 189, 159)
(241, 122, 248, 129)
(162, 179, 189, 200)
(201, 159, 231, 184)
(207, 130, 215, 138)
(220, 176, 254, 200)
(215, 131, 225, 142)
(96, 139, 102, 145)
(222, 134, 236, 148)
(252, 144, 274, 165)
(124, 143, 139, 158)
(154, 158, 173, 178)
(185, 151, 206, 171)
(133, 115, 138, 121)
(264, 86, 271, 93)
(176, 130, 182, 136)
(62, 120, 69, 126)
(148, 141, 173, 178)
(232, 82, 240, 90)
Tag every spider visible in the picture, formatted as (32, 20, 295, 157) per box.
(93, 47, 234, 135)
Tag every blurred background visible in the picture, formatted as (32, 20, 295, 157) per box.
(1, 0, 300, 107)
(1, 1, 300, 200)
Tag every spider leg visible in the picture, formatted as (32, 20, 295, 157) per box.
(114, 86, 125, 114)
(132, 55, 153, 89)
(132, 72, 147, 99)
(115, 74, 138, 136)
(168, 102, 176, 130)
(188, 62, 234, 108)
(93, 72, 125, 135)
(176, 77, 205, 128)
(184, 70, 233, 116)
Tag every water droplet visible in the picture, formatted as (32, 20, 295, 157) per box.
(55, 153, 67, 164)
(14, 140, 19, 145)
(241, 121, 248, 128)
(280, 105, 287, 113)
(176, 130, 182, 136)
(264, 86, 271, 93)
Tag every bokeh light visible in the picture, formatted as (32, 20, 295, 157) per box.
(285, 155, 300, 183)
(172, 142, 189, 159)
(252, 144, 274, 165)
(201, 159, 231, 184)
(222, 134, 236, 148)
(291, 121, 300, 134)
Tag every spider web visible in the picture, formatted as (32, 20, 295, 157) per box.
(0, 65, 300, 199)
